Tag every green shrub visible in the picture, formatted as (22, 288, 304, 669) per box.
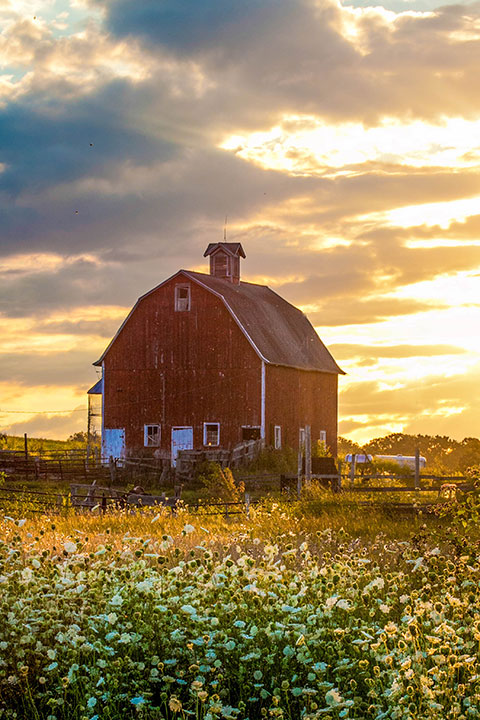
(197, 462, 245, 502)
(239, 446, 297, 475)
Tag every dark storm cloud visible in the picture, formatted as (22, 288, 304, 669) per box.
(1, 127, 340, 287)
(0, 80, 175, 198)
(105, 0, 289, 54)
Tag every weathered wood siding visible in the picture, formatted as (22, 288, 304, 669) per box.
(103, 273, 262, 455)
(265, 365, 338, 455)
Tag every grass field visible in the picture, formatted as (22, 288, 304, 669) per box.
(0, 495, 479, 720)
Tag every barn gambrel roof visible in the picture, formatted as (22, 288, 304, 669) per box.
(94, 269, 344, 374)
(184, 271, 344, 374)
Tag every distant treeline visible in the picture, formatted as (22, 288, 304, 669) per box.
(338, 433, 480, 474)
(0, 432, 89, 454)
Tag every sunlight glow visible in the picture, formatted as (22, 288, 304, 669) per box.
(364, 196, 480, 230)
(220, 115, 480, 177)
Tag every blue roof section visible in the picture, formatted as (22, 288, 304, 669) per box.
(87, 378, 103, 394)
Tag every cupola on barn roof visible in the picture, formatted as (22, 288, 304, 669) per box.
(203, 242, 246, 285)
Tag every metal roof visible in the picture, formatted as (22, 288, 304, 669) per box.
(184, 271, 344, 374)
(94, 270, 344, 374)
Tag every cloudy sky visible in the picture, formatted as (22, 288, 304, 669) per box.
(1, 0, 479, 444)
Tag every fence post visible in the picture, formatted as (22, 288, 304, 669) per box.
(415, 448, 420, 489)
(305, 425, 311, 487)
(336, 460, 342, 493)
(24, 433, 29, 481)
(109, 456, 116, 484)
(245, 492, 250, 519)
(350, 453, 356, 486)
(297, 474, 302, 499)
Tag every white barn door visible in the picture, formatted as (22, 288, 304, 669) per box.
(103, 428, 126, 461)
(171, 427, 193, 466)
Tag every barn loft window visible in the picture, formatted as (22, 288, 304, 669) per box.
(203, 422, 220, 447)
(175, 285, 191, 311)
(274, 425, 282, 450)
(144, 424, 161, 447)
(242, 426, 261, 441)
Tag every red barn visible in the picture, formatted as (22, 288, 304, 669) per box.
(92, 243, 344, 463)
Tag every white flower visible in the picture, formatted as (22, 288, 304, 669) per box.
(109, 593, 124, 607)
(412, 557, 424, 572)
(183, 524, 195, 534)
(181, 604, 197, 615)
(21, 568, 33, 582)
(363, 577, 385, 594)
(325, 688, 343, 706)
(136, 580, 153, 593)
(63, 541, 77, 554)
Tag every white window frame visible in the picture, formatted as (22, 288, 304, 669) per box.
(175, 284, 191, 312)
(203, 422, 220, 447)
(144, 424, 161, 447)
(274, 425, 282, 450)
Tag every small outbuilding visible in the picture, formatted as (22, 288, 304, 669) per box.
(92, 242, 344, 463)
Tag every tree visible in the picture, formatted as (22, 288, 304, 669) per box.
(67, 431, 88, 443)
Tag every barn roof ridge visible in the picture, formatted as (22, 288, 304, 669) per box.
(94, 268, 344, 375)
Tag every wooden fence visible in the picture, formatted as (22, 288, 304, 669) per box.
(176, 439, 263, 482)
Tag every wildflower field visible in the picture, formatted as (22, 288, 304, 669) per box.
(0, 499, 479, 720)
